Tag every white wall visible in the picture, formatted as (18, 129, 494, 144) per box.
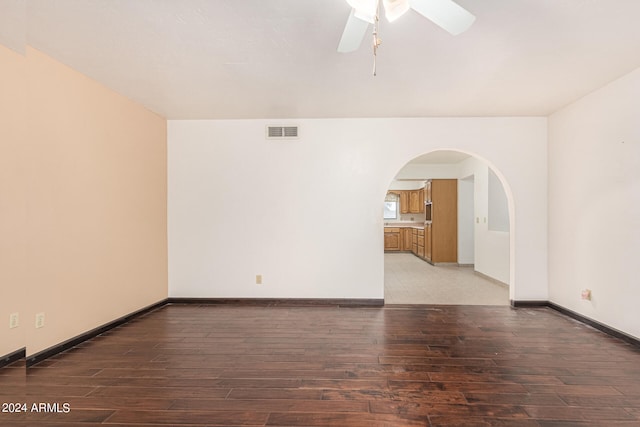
(459, 157, 510, 284)
(488, 168, 510, 232)
(388, 180, 425, 191)
(395, 163, 463, 180)
(168, 118, 547, 301)
(458, 176, 475, 265)
(549, 67, 640, 339)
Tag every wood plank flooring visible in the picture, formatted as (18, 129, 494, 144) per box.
(2, 304, 640, 426)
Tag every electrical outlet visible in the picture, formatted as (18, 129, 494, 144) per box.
(256, 274, 262, 285)
(35, 313, 45, 328)
(9, 313, 19, 329)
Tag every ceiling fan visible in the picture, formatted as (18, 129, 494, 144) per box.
(337, 0, 476, 56)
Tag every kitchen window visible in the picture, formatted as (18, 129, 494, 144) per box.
(384, 193, 399, 220)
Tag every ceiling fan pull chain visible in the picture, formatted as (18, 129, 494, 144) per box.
(373, 51, 377, 76)
(372, 0, 380, 76)
(372, 29, 378, 76)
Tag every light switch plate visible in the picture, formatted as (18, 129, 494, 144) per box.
(35, 312, 45, 328)
(9, 313, 19, 329)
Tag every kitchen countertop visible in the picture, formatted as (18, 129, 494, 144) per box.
(384, 222, 424, 229)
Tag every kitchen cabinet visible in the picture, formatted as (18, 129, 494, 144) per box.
(401, 228, 413, 251)
(393, 190, 424, 215)
(412, 228, 418, 254)
(400, 189, 424, 214)
(384, 228, 401, 251)
(386, 227, 418, 252)
(409, 190, 424, 214)
(425, 223, 432, 261)
(424, 179, 457, 263)
(399, 192, 409, 214)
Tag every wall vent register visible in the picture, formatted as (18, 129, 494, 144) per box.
(266, 125, 299, 139)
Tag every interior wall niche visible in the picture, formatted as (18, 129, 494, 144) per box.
(488, 168, 509, 232)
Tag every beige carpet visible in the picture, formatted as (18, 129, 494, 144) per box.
(384, 252, 509, 305)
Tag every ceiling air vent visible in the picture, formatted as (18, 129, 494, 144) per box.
(266, 125, 299, 140)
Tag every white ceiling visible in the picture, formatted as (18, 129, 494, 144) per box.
(6, 0, 640, 119)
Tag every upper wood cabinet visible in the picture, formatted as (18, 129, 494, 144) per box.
(409, 190, 423, 213)
(399, 191, 409, 214)
(424, 181, 432, 203)
(394, 189, 424, 215)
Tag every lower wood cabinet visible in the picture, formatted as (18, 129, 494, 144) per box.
(384, 228, 401, 251)
(425, 223, 432, 261)
(401, 228, 412, 251)
(387, 226, 444, 258)
(412, 228, 418, 254)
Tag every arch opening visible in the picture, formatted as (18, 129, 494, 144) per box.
(382, 149, 515, 305)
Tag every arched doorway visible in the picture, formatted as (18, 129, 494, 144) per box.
(383, 150, 513, 305)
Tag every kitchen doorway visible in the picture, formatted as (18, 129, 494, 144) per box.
(383, 150, 511, 305)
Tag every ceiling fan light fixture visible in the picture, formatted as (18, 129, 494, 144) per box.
(346, 0, 377, 23)
(409, 0, 476, 35)
(383, 0, 410, 22)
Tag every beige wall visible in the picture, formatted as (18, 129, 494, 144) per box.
(0, 45, 27, 358)
(549, 66, 640, 339)
(21, 47, 167, 356)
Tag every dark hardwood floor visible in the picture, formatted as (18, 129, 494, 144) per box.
(2, 304, 640, 426)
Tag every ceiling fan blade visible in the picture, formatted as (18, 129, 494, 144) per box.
(337, 8, 371, 53)
(410, 0, 476, 35)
